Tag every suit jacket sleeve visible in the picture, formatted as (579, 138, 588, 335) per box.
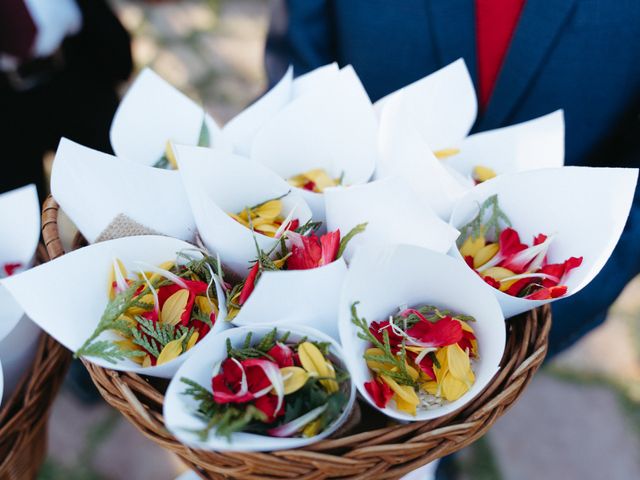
(265, 0, 336, 86)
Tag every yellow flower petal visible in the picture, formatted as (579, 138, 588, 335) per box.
(298, 342, 338, 393)
(380, 375, 419, 407)
(473, 243, 499, 268)
(156, 334, 186, 366)
(127, 293, 155, 316)
(365, 347, 392, 372)
(473, 165, 497, 183)
(195, 296, 218, 318)
(446, 344, 472, 381)
(280, 366, 309, 394)
(253, 200, 283, 220)
(302, 419, 322, 438)
(459, 234, 486, 257)
(273, 256, 289, 269)
(434, 147, 460, 159)
(149, 261, 175, 284)
(186, 331, 199, 351)
(114, 338, 139, 352)
(160, 289, 189, 326)
(421, 380, 439, 396)
(395, 394, 418, 415)
(304, 169, 338, 192)
(441, 372, 470, 402)
(228, 212, 249, 227)
(108, 258, 128, 300)
(165, 141, 178, 170)
(142, 355, 152, 368)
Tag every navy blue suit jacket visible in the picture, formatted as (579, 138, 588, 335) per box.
(266, 0, 640, 356)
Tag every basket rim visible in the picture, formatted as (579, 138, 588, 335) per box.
(0, 241, 72, 478)
(41, 194, 550, 480)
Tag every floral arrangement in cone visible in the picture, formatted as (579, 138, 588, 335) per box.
(226, 221, 366, 319)
(458, 195, 582, 300)
(76, 252, 222, 367)
(180, 328, 350, 440)
(351, 302, 477, 415)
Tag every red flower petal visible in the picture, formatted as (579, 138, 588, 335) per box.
(369, 320, 404, 347)
(211, 373, 255, 404)
(3, 262, 21, 276)
(524, 285, 568, 300)
(407, 351, 436, 380)
(505, 277, 535, 296)
(499, 228, 527, 257)
(267, 343, 294, 368)
(244, 361, 273, 393)
(287, 234, 323, 270)
(533, 233, 547, 246)
(319, 230, 341, 265)
(406, 316, 463, 348)
(238, 262, 261, 306)
(540, 256, 583, 288)
(483, 275, 501, 289)
(464, 255, 475, 268)
(364, 378, 394, 408)
(254, 394, 285, 423)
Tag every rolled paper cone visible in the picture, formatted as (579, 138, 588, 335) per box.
(374, 58, 477, 152)
(250, 65, 378, 223)
(324, 177, 460, 262)
(449, 166, 639, 318)
(0, 313, 39, 400)
(0, 184, 40, 273)
(0, 236, 229, 378)
(376, 91, 469, 220)
(291, 62, 339, 98)
(222, 67, 294, 156)
(163, 324, 356, 451)
(338, 244, 505, 422)
(231, 259, 347, 340)
(0, 184, 42, 401)
(445, 110, 565, 179)
(51, 138, 196, 244)
(172, 144, 313, 276)
(110, 68, 230, 166)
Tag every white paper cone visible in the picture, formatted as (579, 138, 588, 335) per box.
(374, 58, 477, 152)
(251, 65, 378, 222)
(223, 67, 294, 156)
(445, 110, 565, 179)
(449, 166, 639, 318)
(173, 144, 313, 275)
(110, 68, 230, 167)
(51, 138, 197, 244)
(376, 92, 470, 220)
(324, 177, 460, 262)
(0, 185, 41, 401)
(0, 313, 39, 400)
(0, 184, 40, 276)
(291, 62, 339, 98)
(338, 244, 505, 422)
(0, 235, 229, 378)
(232, 259, 347, 340)
(164, 324, 356, 451)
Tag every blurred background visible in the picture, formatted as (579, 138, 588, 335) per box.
(39, 1, 640, 479)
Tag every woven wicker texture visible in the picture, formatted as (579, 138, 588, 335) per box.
(0, 242, 72, 480)
(41, 195, 551, 480)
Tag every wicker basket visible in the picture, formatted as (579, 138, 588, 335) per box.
(0, 244, 72, 480)
(41, 195, 551, 480)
